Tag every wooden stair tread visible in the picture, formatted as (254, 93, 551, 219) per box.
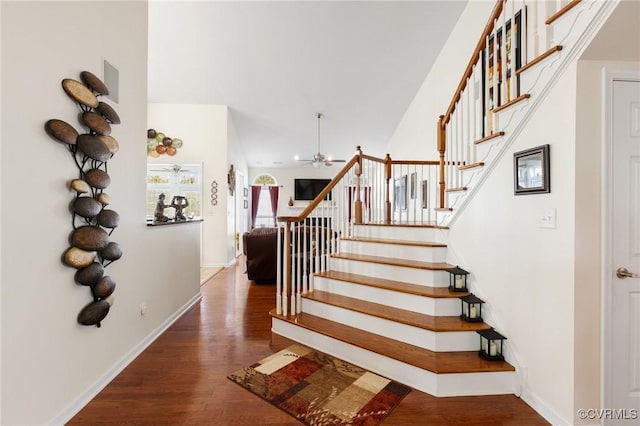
(445, 187, 468, 192)
(331, 252, 453, 270)
(315, 270, 464, 299)
(546, 0, 582, 25)
(341, 236, 446, 248)
(359, 222, 449, 229)
(474, 131, 505, 145)
(304, 290, 490, 333)
(271, 310, 515, 374)
(458, 162, 485, 171)
(517, 46, 563, 75)
(492, 93, 531, 113)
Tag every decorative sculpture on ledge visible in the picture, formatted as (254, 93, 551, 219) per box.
(171, 195, 189, 221)
(154, 193, 170, 223)
(45, 70, 122, 328)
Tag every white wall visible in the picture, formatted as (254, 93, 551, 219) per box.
(227, 112, 249, 260)
(248, 166, 337, 224)
(446, 66, 577, 423)
(147, 104, 240, 267)
(575, 58, 640, 424)
(387, 0, 493, 160)
(1, 3, 200, 424)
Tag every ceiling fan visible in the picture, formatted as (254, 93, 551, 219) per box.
(296, 113, 346, 168)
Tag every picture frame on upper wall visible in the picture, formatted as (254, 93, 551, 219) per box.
(410, 172, 417, 199)
(394, 175, 407, 211)
(482, 10, 523, 136)
(421, 180, 429, 209)
(514, 144, 550, 195)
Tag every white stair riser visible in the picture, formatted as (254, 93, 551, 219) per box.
(272, 319, 516, 397)
(353, 225, 447, 243)
(313, 277, 461, 316)
(339, 240, 446, 263)
(302, 298, 480, 352)
(330, 257, 449, 286)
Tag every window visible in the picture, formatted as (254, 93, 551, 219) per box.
(254, 186, 274, 227)
(146, 164, 202, 221)
(252, 174, 278, 227)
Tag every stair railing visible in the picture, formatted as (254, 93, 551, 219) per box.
(437, 0, 582, 208)
(275, 147, 441, 316)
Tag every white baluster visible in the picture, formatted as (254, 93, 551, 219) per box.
(276, 222, 282, 315)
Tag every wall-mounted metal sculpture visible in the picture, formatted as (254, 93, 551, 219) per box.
(45, 70, 122, 328)
(211, 181, 218, 206)
(147, 128, 182, 157)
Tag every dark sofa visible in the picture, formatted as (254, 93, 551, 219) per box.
(243, 225, 336, 284)
(243, 227, 280, 284)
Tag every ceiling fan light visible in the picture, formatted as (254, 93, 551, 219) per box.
(312, 161, 322, 168)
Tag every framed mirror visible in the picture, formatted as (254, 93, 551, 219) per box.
(514, 144, 550, 195)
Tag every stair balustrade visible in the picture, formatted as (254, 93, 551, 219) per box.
(276, 147, 441, 316)
(437, 0, 581, 209)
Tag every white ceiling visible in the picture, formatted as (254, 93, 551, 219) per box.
(148, 1, 468, 168)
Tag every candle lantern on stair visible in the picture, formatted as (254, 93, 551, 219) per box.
(447, 265, 469, 292)
(460, 294, 484, 322)
(476, 328, 506, 361)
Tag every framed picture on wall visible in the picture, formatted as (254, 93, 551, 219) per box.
(394, 175, 407, 211)
(421, 180, 429, 209)
(410, 172, 417, 199)
(514, 144, 550, 195)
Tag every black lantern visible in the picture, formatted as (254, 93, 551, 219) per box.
(476, 328, 507, 361)
(460, 294, 484, 322)
(447, 265, 469, 292)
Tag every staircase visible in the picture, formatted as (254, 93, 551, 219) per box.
(271, 0, 620, 402)
(271, 222, 516, 396)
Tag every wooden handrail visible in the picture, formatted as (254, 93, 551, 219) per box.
(277, 148, 442, 224)
(360, 153, 387, 163)
(442, 0, 504, 126)
(277, 155, 359, 224)
(391, 160, 440, 166)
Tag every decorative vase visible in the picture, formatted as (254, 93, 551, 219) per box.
(288, 196, 294, 207)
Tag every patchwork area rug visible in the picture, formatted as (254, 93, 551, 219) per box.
(227, 344, 412, 425)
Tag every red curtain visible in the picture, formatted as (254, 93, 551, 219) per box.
(251, 185, 261, 228)
(268, 186, 279, 226)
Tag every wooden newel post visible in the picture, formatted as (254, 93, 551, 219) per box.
(437, 115, 446, 209)
(354, 145, 363, 224)
(384, 153, 392, 224)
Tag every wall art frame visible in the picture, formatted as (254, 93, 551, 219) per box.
(514, 144, 550, 195)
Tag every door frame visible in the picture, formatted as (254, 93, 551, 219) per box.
(601, 67, 640, 412)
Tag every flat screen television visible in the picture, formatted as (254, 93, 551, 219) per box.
(294, 178, 332, 201)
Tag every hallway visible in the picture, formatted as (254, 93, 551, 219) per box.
(68, 260, 548, 425)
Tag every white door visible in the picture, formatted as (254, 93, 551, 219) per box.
(607, 77, 640, 424)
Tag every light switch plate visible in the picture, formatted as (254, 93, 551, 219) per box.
(539, 208, 556, 228)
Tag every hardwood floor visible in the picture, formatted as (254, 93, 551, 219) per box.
(68, 259, 549, 425)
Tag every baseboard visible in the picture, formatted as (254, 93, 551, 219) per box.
(520, 388, 571, 426)
(49, 292, 203, 425)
